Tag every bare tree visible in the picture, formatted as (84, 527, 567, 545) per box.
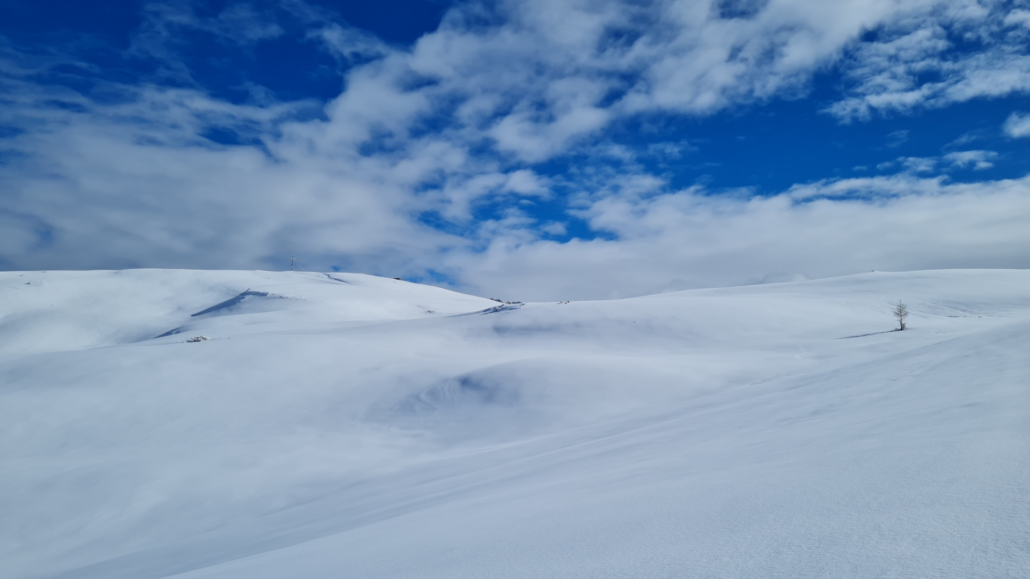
(893, 301, 908, 331)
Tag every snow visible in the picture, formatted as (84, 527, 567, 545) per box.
(2, 269, 1028, 578)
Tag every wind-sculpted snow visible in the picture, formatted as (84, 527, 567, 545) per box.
(189, 290, 276, 318)
(1, 269, 1029, 578)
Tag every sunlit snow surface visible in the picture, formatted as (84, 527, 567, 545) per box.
(2, 269, 1028, 578)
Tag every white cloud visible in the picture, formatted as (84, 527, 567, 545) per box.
(1004, 9, 1030, 28)
(944, 150, 997, 170)
(900, 157, 938, 173)
(313, 23, 392, 63)
(886, 129, 910, 148)
(1003, 111, 1030, 137)
(873, 157, 938, 174)
(539, 222, 567, 236)
(383, 0, 1028, 160)
(128, 1, 285, 83)
(446, 174, 1030, 300)
(828, 3, 1030, 120)
(504, 170, 549, 196)
(2, 0, 1029, 299)
(872, 150, 999, 175)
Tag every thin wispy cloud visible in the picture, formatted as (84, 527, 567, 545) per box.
(828, 1, 1030, 121)
(944, 149, 998, 170)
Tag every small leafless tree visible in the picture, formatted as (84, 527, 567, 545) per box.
(893, 301, 908, 331)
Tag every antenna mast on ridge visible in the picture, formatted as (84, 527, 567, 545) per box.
(290, 257, 295, 272)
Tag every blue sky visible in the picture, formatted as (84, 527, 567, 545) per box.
(2, 0, 1030, 299)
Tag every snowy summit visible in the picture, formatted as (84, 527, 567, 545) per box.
(2, 268, 1028, 578)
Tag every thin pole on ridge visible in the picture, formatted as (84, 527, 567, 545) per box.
(291, 257, 295, 272)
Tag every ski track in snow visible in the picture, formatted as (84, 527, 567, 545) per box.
(1, 269, 1028, 578)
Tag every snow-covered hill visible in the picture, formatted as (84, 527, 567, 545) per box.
(2, 269, 1028, 578)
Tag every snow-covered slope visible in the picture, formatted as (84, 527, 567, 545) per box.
(2, 269, 1028, 578)
(0, 270, 494, 360)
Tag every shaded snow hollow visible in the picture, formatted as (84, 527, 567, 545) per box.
(1, 269, 1028, 578)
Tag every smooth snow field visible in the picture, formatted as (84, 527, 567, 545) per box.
(2, 269, 1029, 578)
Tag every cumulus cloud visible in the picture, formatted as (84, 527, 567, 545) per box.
(1004, 8, 1030, 28)
(1003, 111, 1030, 137)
